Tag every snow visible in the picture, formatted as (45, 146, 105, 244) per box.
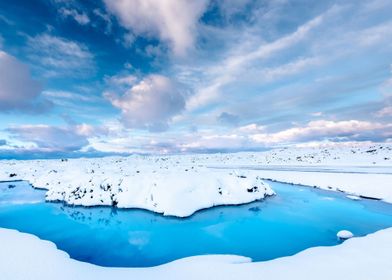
(337, 230, 354, 240)
(242, 170, 392, 202)
(0, 157, 274, 217)
(206, 143, 392, 167)
(204, 143, 392, 202)
(1, 143, 392, 278)
(1, 227, 392, 280)
(346, 195, 361, 201)
(0, 143, 391, 215)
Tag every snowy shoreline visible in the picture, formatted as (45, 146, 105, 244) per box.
(0, 158, 275, 217)
(0, 144, 391, 215)
(1, 227, 392, 280)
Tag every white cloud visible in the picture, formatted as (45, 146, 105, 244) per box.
(93, 9, 113, 34)
(361, 0, 392, 12)
(103, 0, 208, 56)
(259, 56, 324, 82)
(42, 90, 101, 103)
(0, 14, 13, 25)
(104, 74, 187, 131)
(122, 32, 135, 48)
(237, 123, 265, 133)
(380, 75, 392, 98)
(375, 106, 392, 117)
(105, 73, 137, 88)
(250, 120, 392, 144)
(355, 21, 392, 47)
(183, 2, 392, 117)
(215, 0, 253, 20)
(7, 125, 89, 152)
(59, 8, 90, 25)
(173, 119, 392, 152)
(186, 6, 335, 110)
(311, 112, 323, 117)
(27, 34, 94, 77)
(6, 122, 109, 153)
(0, 51, 50, 113)
(82, 117, 392, 154)
(216, 11, 327, 72)
(180, 133, 247, 151)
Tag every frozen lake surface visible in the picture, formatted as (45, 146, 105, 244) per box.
(1, 180, 392, 267)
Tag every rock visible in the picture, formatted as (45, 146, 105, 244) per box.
(248, 206, 261, 212)
(247, 186, 258, 193)
(359, 195, 382, 201)
(337, 230, 354, 240)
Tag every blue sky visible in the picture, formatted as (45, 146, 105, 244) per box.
(0, 0, 391, 158)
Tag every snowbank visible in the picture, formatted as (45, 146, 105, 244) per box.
(247, 170, 392, 202)
(205, 143, 392, 202)
(1, 227, 392, 280)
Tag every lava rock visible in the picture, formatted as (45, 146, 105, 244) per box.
(247, 186, 259, 193)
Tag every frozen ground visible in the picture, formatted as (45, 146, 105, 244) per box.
(1, 227, 391, 280)
(0, 143, 391, 214)
(206, 143, 392, 202)
(205, 143, 392, 167)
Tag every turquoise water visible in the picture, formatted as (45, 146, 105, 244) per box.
(1, 180, 392, 267)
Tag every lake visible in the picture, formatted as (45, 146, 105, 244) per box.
(1, 180, 392, 267)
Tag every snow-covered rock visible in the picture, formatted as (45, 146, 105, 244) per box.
(337, 230, 354, 240)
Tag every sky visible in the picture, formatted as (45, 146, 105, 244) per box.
(0, 0, 391, 159)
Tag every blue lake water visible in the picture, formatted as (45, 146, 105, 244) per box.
(1, 180, 392, 267)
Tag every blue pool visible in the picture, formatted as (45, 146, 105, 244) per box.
(1, 180, 392, 267)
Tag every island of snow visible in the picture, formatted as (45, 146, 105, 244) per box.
(0, 158, 274, 217)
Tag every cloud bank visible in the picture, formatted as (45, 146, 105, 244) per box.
(0, 51, 50, 113)
(104, 0, 208, 56)
(7, 123, 104, 152)
(27, 34, 94, 77)
(104, 74, 186, 131)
